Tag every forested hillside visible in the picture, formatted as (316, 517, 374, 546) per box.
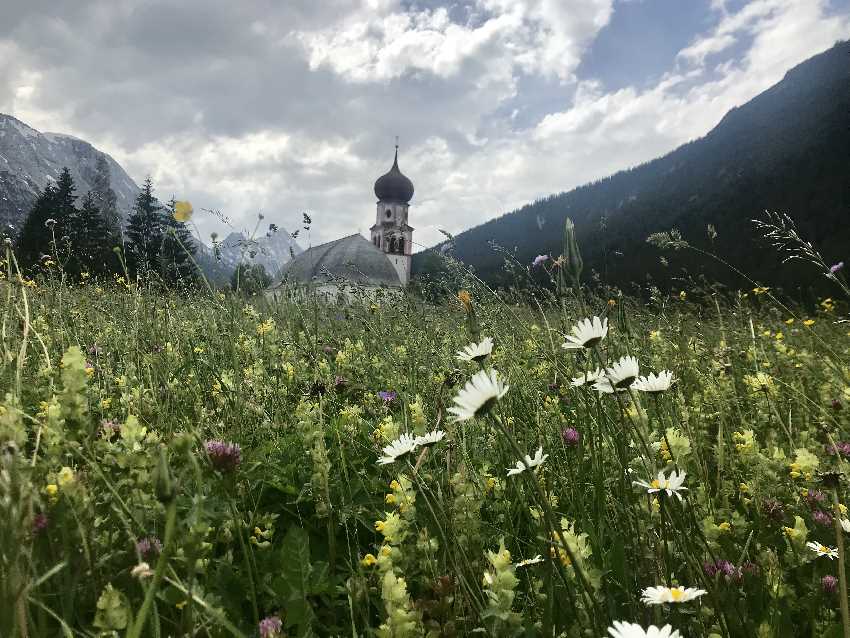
(415, 41, 850, 295)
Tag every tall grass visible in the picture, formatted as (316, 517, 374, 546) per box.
(1, 234, 849, 637)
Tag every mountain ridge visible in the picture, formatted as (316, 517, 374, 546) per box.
(414, 40, 850, 294)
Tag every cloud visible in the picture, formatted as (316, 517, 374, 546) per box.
(0, 0, 847, 251)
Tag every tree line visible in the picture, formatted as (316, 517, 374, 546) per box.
(13, 156, 198, 288)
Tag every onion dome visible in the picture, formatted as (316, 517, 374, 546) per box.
(374, 147, 414, 203)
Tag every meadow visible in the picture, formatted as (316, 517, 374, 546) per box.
(1, 238, 849, 638)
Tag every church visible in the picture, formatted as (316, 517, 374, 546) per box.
(272, 146, 415, 298)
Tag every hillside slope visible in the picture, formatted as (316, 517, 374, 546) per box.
(414, 41, 850, 294)
(0, 114, 139, 231)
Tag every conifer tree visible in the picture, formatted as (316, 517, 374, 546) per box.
(125, 177, 164, 277)
(90, 154, 120, 233)
(160, 198, 198, 287)
(52, 167, 78, 263)
(74, 191, 115, 277)
(16, 184, 57, 269)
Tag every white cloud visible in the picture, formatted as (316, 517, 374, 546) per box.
(0, 0, 847, 252)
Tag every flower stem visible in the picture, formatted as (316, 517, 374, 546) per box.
(832, 488, 850, 638)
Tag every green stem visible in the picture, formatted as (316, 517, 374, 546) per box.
(833, 488, 850, 638)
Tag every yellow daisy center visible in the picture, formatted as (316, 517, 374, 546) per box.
(669, 587, 685, 601)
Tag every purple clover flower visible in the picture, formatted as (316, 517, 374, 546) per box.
(259, 615, 283, 638)
(805, 489, 827, 507)
(830, 261, 844, 275)
(378, 390, 397, 403)
(823, 575, 839, 593)
(32, 513, 48, 534)
(205, 440, 242, 473)
(532, 254, 549, 268)
(827, 442, 850, 458)
(136, 536, 162, 559)
(813, 509, 833, 526)
(561, 427, 581, 447)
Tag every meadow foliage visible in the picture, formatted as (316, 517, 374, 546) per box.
(1, 236, 849, 638)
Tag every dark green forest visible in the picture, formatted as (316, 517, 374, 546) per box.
(414, 40, 850, 297)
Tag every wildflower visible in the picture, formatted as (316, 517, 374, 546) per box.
(32, 513, 48, 534)
(753, 286, 770, 295)
(570, 368, 604, 387)
(377, 433, 418, 465)
(679, 291, 686, 300)
(785, 318, 795, 325)
(830, 261, 844, 274)
(57, 467, 75, 489)
(841, 519, 850, 533)
(506, 446, 548, 477)
(173, 200, 193, 222)
(258, 615, 283, 638)
(131, 562, 154, 579)
(361, 554, 377, 567)
(561, 427, 580, 446)
(807, 541, 839, 560)
(516, 555, 544, 568)
(204, 440, 242, 473)
(562, 316, 608, 350)
(633, 470, 688, 501)
(813, 510, 833, 527)
(448, 369, 509, 422)
(803, 319, 815, 326)
(44, 484, 59, 504)
(641, 585, 707, 605)
(377, 390, 397, 403)
(457, 290, 472, 311)
(632, 370, 675, 394)
(607, 621, 681, 638)
(136, 537, 162, 559)
(595, 356, 640, 393)
(457, 337, 494, 364)
(823, 575, 839, 593)
(413, 430, 445, 448)
(532, 254, 549, 267)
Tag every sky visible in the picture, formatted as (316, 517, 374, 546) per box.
(1, 0, 848, 250)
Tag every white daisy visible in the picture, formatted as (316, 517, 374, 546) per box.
(377, 433, 418, 465)
(570, 368, 605, 387)
(456, 337, 494, 363)
(640, 585, 707, 605)
(603, 355, 640, 390)
(633, 470, 688, 501)
(562, 316, 608, 350)
(448, 369, 509, 422)
(414, 430, 445, 448)
(632, 370, 676, 394)
(506, 446, 549, 477)
(841, 518, 850, 533)
(516, 555, 544, 568)
(607, 621, 681, 638)
(807, 541, 839, 560)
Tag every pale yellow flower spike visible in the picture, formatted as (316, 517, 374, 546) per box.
(173, 200, 193, 222)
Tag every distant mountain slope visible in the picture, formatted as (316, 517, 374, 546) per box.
(0, 114, 139, 232)
(194, 229, 304, 284)
(414, 41, 850, 293)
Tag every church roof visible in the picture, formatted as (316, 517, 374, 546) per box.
(278, 234, 402, 287)
(374, 148, 414, 204)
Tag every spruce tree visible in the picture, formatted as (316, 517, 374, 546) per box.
(52, 167, 78, 264)
(160, 198, 198, 287)
(16, 184, 58, 269)
(90, 154, 120, 234)
(125, 177, 164, 278)
(75, 191, 115, 277)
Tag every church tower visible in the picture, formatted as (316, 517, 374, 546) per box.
(370, 144, 414, 286)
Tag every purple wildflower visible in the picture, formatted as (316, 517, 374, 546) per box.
(101, 419, 121, 439)
(805, 489, 827, 507)
(136, 536, 162, 559)
(703, 561, 718, 578)
(532, 254, 549, 268)
(32, 513, 48, 534)
(813, 509, 833, 526)
(827, 442, 850, 458)
(830, 262, 844, 275)
(378, 390, 397, 403)
(205, 440, 242, 473)
(823, 575, 839, 593)
(762, 498, 785, 522)
(561, 427, 581, 447)
(705, 559, 742, 582)
(259, 615, 283, 638)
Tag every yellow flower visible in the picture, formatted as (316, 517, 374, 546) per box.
(374, 520, 385, 533)
(679, 291, 686, 300)
(45, 484, 59, 504)
(739, 483, 749, 493)
(753, 286, 770, 295)
(457, 290, 472, 311)
(385, 493, 396, 505)
(649, 330, 661, 341)
(389, 480, 401, 491)
(717, 521, 732, 532)
(57, 467, 75, 489)
(607, 299, 616, 307)
(803, 319, 815, 326)
(173, 200, 193, 222)
(785, 318, 794, 325)
(774, 331, 784, 341)
(361, 553, 377, 567)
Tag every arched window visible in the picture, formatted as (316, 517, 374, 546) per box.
(397, 237, 405, 254)
(385, 208, 392, 219)
(377, 235, 381, 249)
(389, 237, 397, 253)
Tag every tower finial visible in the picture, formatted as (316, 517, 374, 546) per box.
(395, 135, 399, 151)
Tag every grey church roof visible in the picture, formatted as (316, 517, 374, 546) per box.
(278, 234, 402, 287)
